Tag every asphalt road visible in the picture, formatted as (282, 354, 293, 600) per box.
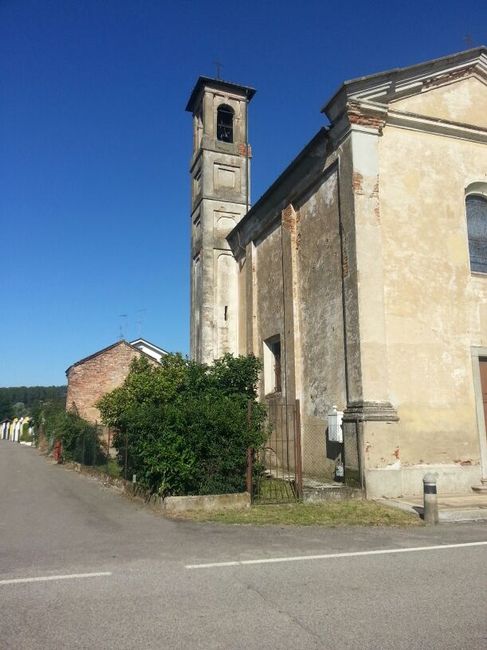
(1, 441, 487, 649)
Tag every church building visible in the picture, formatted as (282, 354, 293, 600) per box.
(187, 47, 487, 498)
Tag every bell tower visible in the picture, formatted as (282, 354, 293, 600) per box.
(186, 77, 255, 363)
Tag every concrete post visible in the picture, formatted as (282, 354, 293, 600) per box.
(423, 473, 439, 525)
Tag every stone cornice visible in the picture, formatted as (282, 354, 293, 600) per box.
(343, 400, 399, 423)
(385, 108, 487, 144)
(331, 99, 487, 145)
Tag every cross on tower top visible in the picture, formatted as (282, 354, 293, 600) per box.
(213, 60, 223, 80)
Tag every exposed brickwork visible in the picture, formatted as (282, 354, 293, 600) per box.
(238, 143, 252, 158)
(282, 204, 296, 233)
(423, 65, 476, 88)
(347, 102, 386, 133)
(65, 342, 157, 424)
(352, 172, 363, 193)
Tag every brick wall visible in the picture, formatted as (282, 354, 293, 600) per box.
(65, 341, 156, 424)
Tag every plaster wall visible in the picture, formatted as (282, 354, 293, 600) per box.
(391, 76, 487, 129)
(295, 171, 347, 478)
(374, 122, 487, 494)
(255, 224, 284, 361)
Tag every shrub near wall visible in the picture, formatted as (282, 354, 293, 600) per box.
(97, 354, 266, 497)
(33, 400, 104, 464)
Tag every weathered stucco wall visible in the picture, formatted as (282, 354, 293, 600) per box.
(295, 169, 347, 478)
(255, 224, 284, 357)
(189, 79, 252, 364)
(391, 76, 487, 129)
(371, 83, 487, 495)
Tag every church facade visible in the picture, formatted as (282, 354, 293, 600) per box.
(187, 47, 487, 498)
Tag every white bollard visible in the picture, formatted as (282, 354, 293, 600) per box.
(423, 473, 439, 525)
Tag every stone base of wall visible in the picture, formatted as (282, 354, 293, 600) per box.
(65, 462, 250, 512)
(164, 492, 250, 513)
(365, 463, 481, 498)
(303, 484, 362, 502)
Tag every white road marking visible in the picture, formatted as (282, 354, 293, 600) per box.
(0, 572, 112, 586)
(185, 540, 487, 569)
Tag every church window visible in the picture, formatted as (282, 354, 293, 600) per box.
(466, 193, 487, 274)
(217, 104, 234, 143)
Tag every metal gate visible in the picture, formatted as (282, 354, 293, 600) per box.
(250, 398, 303, 503)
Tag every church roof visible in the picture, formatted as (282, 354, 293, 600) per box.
(186, 76, 256, 112)
(227, 128, 329, 257)
(323, 45, 487, 121)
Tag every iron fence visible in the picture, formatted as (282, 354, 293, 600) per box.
(249, 398, 303, 504)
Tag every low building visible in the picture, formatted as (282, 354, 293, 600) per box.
(65, 339, 167, 425)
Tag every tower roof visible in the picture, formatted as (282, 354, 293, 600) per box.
(185, 76, 256, 113)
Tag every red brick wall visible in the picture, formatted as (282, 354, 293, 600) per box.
(65, 342, 155, 424)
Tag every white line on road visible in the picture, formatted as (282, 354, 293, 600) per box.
(0, 572, 112, 586)
(185, 540, 487, 569)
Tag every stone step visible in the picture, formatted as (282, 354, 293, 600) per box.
(303, 480, 362, 502)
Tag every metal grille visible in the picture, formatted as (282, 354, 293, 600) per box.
(251, 398, 303, 503)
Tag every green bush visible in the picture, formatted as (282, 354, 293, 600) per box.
(34, 400, 104, 464)
(20, 421, 33, 443)
(97, 354, 266, 496)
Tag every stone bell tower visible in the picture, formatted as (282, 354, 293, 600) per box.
(186, 76, 255, 363)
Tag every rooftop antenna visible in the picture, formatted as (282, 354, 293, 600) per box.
(118, 314, 128, 340)
(464, 33, 474, 48)
(135, 308, 147, 338)
(213, 60, 223, 80)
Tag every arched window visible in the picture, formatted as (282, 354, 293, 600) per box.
(466, 193, 487, 273)
(217, 104, 234, 143)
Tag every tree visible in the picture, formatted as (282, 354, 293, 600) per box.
(97, 354, 266, 496)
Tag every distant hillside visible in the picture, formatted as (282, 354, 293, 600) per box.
(0, 386, 67, 420)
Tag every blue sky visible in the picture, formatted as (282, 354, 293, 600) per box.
(1, 0, 486, 386)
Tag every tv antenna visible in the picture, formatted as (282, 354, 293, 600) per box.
(135, 308, 147, 338)
(118, 314, 128, 340)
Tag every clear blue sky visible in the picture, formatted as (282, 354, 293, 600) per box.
(1, 0, 485, 386)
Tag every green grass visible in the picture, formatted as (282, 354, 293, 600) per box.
(167, 500, 422, 527)
(254, 476, 298, 503)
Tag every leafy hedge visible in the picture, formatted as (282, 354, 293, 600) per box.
(97, 354, 266, 496)
(33, 400, 103, 464)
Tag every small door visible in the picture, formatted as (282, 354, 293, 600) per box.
(480, 358, 487, 433)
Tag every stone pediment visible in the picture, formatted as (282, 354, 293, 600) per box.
(324, 47, 487, 133)
(389, 75, 487, 129)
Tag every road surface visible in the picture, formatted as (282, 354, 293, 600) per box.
(1, 440, 486, 649)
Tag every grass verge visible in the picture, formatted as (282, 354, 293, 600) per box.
(167, 500, 421, 527)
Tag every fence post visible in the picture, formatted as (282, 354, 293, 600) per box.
(294, 399, 303, 500)
(124, 432, 128, 481)
(246, 401, 253, 499)
(246, 448, 253, 497)
(81, 431, 86, 466)
(107, 428, 111, 463)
